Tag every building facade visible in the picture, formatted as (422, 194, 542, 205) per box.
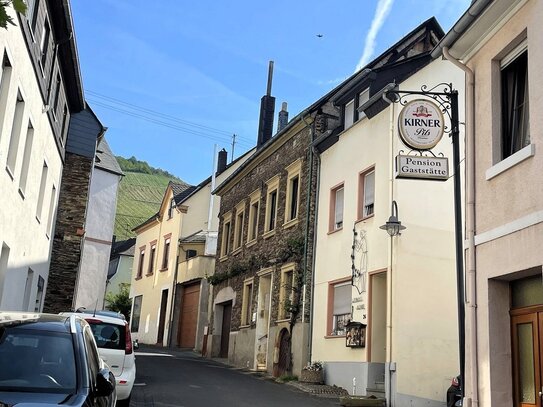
(434, 1, 543, 406)
(312, 19, 465, 406)
(0, 0, 86, 311)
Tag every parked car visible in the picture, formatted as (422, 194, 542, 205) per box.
(447, 375, 462, 407)
(0, 312, 116, 406)
(62, 310, 136, 406)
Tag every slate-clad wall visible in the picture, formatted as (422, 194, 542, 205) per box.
(66, 109, 101, 158)
(43, 152, 93, 313)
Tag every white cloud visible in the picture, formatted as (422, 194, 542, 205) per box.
(355, 0, 395, 72)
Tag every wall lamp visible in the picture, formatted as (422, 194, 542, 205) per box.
(379, 201, 406, 237)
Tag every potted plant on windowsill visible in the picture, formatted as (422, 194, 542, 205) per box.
(300, 361, 324, 384)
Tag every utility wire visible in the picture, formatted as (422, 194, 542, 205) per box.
(86, 89, 256, 144)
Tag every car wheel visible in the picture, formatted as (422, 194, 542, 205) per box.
(116, 395, 131, 407)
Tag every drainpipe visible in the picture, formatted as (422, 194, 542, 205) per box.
(442, 47, 477, 407)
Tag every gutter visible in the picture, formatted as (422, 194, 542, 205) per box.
(442, 47, 478, 407)
(431, 0, 493, 59)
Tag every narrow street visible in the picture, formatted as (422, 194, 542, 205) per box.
(130, 348, 341, 407)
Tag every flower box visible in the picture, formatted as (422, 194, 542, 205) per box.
(300, 369, 324, 384)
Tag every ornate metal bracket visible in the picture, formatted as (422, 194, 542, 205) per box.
(351, 226, 368, 295)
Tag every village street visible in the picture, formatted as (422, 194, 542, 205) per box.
(131, 347, 342, 407)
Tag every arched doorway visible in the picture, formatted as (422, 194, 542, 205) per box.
(273, 328, 291, 377)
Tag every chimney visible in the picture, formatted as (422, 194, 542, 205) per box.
(217, 148, 228, 174)
(277, 102, 288, 133)
(257, 61, 276, 149)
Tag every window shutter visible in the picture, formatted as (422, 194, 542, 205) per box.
(334, 283, 351, 315)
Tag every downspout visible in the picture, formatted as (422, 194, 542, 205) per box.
(443, 47, 477, 407)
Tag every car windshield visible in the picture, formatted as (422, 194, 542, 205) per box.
(0, 328, 76, 393)
(86, 321, 125, 350)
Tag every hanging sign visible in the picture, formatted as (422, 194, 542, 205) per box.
(396, 155, 449, 181)
(398, 99, 445, 150)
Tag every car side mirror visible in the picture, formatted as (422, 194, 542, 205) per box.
(95, 368, 115, 397)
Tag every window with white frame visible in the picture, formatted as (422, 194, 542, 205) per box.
(241, 279, 254, 326)
(136, 248, 145, 279)
(501, 41, 529, 160)
(359, 168, 375, 219)
(0, 53, 13, 134)
(18, 121, 34, 196)
(168, 198, 176, 219)
(344, 99, 355, 129)
(247, 192, 260, 243)
(131, 295, 143, 332)
(36, 161, 48, 222)
(6, 91, 25, 176)
(220, 213, 232, 257)
(330, 184, 344, 231)
(329, 281, 351, 336)
(46, 185, 56, 236)
(39, 18, 50, 69)
(264, 176, 280, 234)
(358, 88, 370, 120)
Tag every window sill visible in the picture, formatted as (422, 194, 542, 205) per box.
(283, 218, 299, 229)
(246, 239, 257, 248)
(327, 227, 343, 235)
(275, 318, 290, 324)
(355, 214, 374, 224)
(324, 334, 346, 339)
(36, 216, 41, 224)
(240, 324, 251, 330)
(231, 247, 242, 256)
(159, 267, 168, 272)
(219, 255, 229, 262)
(486, 144, 535, 180)
(18, 188, 26, 200)
(135, 276, 142, 281)
(145, 273, 154, 277)
(263, 230, 276, 239)
(5, 166, 14, 181)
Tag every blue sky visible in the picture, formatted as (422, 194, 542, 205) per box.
(71, 0, 469, 185)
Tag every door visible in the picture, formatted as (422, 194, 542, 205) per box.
(177, 283, 200, 348)
(512, 312, 543, 407)
(273, 328, 291, 377)
(156, 289, 169, 345)
(219, 302, 232, 358)
(255, 274, 272, 370)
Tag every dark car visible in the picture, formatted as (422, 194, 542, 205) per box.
(0, 312, 116, 406)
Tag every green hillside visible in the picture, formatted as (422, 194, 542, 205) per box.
(114, 157, 187, 240)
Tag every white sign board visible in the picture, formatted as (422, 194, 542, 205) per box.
(396, 155, 449, 181)
(398, 99, 445, 150)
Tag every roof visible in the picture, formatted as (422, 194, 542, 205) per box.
(0, 312, 71, 333)
(111, 238, 136, 259)
(171, 182, 196, 205)
(95, 137, 123, 176)
(180, 230, 207, 244)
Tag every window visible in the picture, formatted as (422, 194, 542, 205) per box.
(6, 91, 25, 177)
(359, 168, 375, 219)
(23, 268, 34, 311)
(241, 279, 254, 326)
(220, 213, 232, 258)
(34, 275, 44, 312)
(46, 185, 56, 236)
(329, 281, 352, 336)
(147, 243, 156, 275)
(343, 88, 370, 129)
(52, 73, 61, 119)
(279, 264, 295, 320)
(162, 237, 170, 270)
(168, 198, 176, 219)
(131, 295, 143, 332)
(60, 105, 68, 146)
(0, 243, 10, 304)
(264, 175, 280, 234)
(0, 53, 13, 137)
(18, 121, 34, 196)
(136, 248, 145, 279)
(247, 193, 260, 243)
(330, 184, 344, 232)
(344, 99, 355, 129)
(285, 159, 302, 224)
(40, 18, 50, 69)
(501, 44, 529, 160)
(36, 161, 48, 222)
(233, 206, 245, 251)
(29, 0, 40, 34)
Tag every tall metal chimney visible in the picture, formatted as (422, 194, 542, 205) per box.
(257, 61, 276, 149)
(277, 102, 288, 132)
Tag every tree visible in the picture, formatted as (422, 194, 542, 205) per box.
(0, 0, 27, 29)
(104, 283, 132, 320)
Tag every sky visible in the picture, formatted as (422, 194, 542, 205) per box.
(71, 0, 470, 185)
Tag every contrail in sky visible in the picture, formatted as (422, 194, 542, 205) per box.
(355, 0, 395, 72)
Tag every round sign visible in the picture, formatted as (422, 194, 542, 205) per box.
(398, 99, 445, 150)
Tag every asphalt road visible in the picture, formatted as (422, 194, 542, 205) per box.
(130, 348, 341, 407)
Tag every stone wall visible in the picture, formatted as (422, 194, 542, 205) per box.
(44, 152, 93, 313)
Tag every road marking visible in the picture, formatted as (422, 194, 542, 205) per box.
(188, 384, 202, 388)
(135, 352, 173, 357)
(133, 383, 147, 386)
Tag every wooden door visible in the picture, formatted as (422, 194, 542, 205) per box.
(219, 302, 232, 358)
(156, 289, 169, 345)
(177, 283, 200, 348)
(512, 312, 543, 407)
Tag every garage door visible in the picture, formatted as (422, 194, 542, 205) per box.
(177, 283, 201, 348)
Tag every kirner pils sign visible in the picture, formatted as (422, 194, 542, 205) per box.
(398, 99, 445, 150)
(396, 155, 449, 181)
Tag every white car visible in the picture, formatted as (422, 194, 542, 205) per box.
(61, 311, 136, 406)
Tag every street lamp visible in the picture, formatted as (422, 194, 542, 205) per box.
(379, 201, 406, 236)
